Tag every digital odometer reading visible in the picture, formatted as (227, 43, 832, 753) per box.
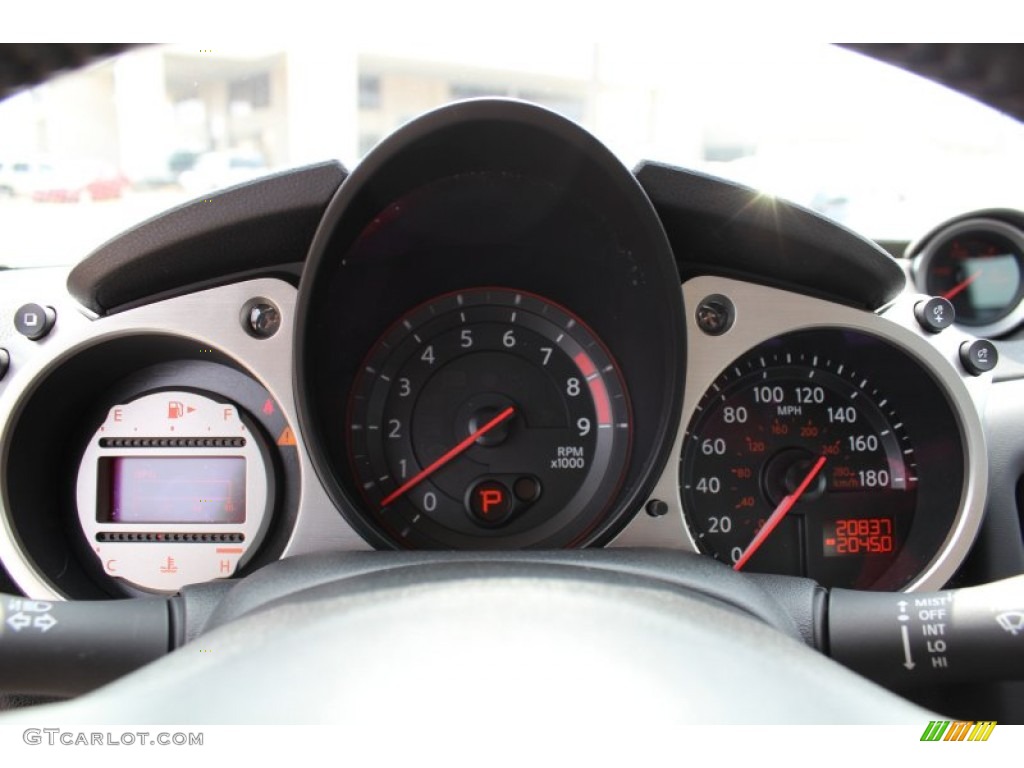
(823, 517, 895, 557)
(680, 332, 918, 589)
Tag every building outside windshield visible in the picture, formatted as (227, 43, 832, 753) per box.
(0, 42, 1022, 268)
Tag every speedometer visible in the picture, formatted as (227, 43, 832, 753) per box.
(679, 328, 973, 590)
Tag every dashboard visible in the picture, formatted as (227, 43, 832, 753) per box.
(1, 99, 1022, 720)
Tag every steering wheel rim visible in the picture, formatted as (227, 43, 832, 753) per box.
(0, 552, 935, 729)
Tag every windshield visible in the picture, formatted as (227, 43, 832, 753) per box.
(1, 42, 1021, 268)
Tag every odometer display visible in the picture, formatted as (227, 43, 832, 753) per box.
(348, 288, 631, 549)
(681, 331, 922, 589)
(823, 517, 895, 557)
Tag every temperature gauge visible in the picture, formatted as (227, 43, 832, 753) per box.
(76, 391, 274, 593)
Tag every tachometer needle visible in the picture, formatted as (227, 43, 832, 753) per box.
(733, 455, 827, 572)
(379, 406, 516, 508)
(942, 270, 982, 300)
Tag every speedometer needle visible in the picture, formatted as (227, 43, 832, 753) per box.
(942, 270, 982, 300)
(379, 406, 516, 508)
(733, 455, 827, 572)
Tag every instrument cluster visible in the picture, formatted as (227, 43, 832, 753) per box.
(0, 100, 999, 600)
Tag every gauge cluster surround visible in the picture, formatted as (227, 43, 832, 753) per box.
(0, 101, 1004, 601)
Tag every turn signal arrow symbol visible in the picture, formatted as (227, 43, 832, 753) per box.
(5, 613, 30, 632)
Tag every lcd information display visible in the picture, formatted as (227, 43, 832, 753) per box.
(98, 457, 246, 524)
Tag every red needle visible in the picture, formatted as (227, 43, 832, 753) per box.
(379, 406, 516, 508)
(733, 455, 827, 572)
(942, 270, 982, 300)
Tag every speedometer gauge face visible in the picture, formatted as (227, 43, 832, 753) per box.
(681, 331, 933, 589)
(348, 288, 631, 549)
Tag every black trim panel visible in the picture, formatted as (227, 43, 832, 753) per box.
(636, 161, 906, 310)
(67, 161, 347, 315)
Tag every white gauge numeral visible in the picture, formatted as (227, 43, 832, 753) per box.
(858, 469, 890, 488)
(707, 515, 732, 533)
(421, 345, 435, 365)
(566, 378, 581, 397)
(696, 476, 721, 494)
(847, 434, 879, 452)
(723, 406, 747, 424)
(460, 329, 474, 348)
(753, 385, 784, 404)
(828, 406, 857, 424)
(795, 386, 825, 404)
(701, 438, 726, 456)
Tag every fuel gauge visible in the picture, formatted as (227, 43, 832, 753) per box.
(75, 390, 275, 593)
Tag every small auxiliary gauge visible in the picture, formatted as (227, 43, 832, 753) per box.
(914, 217, 1024, 336)
(76, 390, 274, 592)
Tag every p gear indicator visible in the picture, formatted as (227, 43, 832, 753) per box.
(469, 480, 512, 525)
(348, 288, 631, 549)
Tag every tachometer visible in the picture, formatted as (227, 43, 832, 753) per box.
(681, 333, 921, 589)
(348, 288, 631, 549)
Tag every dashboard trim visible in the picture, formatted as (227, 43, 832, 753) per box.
(0, 274, 998, 597)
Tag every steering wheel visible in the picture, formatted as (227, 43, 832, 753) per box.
(0, 550, 935, 731)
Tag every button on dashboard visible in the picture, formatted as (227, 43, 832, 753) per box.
(914, 297, 955, 333)
(14, 303, 56, 340)
(960, 339, 998, 376)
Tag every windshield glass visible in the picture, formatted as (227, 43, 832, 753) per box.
(1, 42, 1021, 267)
